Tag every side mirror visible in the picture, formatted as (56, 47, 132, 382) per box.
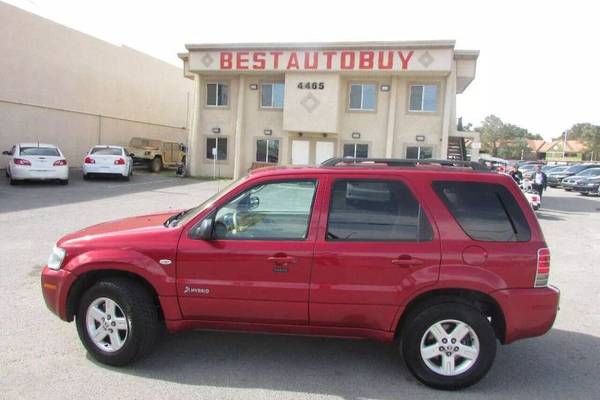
(2, 150, 11, 155)
(129, 153, 135, 158)
(190, 218, 213, 240)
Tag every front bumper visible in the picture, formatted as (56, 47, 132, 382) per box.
(11, 165, 69, 180)
(574, 185, 599, 193)
(492, 285, 560, 344)
(41, 266, 76, 321)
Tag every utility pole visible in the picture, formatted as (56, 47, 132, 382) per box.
(562, 130, 568, 160)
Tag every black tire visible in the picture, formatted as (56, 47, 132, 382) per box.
(401, 302, 497, 390)
(581, 192, 588, 196)
(150, 157, 162, 173)
(565, 188, 572, 191)
(59, 179, 69, 185)
(9, 178, 18, 185)
(75, 278, 160, 366)
(83, 173, 90, 181)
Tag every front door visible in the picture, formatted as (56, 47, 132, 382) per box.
(315, 141, 335, 165)
(310, 176, 441, 331)
(291, 140, 310, 165)
(177, 178, 321, 324)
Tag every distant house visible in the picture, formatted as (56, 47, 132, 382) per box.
(527, 139, 591, 162)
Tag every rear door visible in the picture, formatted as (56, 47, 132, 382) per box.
(310, 174, 441, 331)
(177, 176, 323, 324)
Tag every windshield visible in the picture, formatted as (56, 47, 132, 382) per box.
(166, 177, 246, 227)
(548, 166, 568, 174)
(577, 168, 600, 176)
(565, 165, 588, 174)
(20, 147, 60, 156)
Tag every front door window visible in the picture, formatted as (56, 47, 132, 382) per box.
(213, 180, 317, 240)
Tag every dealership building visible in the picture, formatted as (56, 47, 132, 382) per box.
(179, 41, 480, 179)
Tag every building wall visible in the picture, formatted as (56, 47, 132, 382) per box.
(182, 43, 478, 178)
(0, 2, 192, 166)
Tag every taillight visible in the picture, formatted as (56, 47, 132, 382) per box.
(114, 158, 125, 165)
(84, 156, 95, 164)
(53, 159, 67, 166)
(14, 158, 31, 166)
(535, 248, 551, 287)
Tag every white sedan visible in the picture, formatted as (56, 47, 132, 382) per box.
(83, 145, 133, 181)
(3, 143, 69, 185)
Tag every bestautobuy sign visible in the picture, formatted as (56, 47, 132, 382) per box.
(189, 48, 452, 72)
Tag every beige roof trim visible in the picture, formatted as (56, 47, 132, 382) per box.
(185, 40, 457, 51)
(454, 50, 480, 60)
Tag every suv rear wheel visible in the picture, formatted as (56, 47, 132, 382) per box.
(75, 278, 160, 366)
(401, 302, 496, 390)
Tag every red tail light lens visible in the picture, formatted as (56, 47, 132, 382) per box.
(14, 158, 31, 166)
(53, 159, 67, 166)
(114, 158, 125, 165)
(535, 248, 550, 287)
(84, 156, 95, 164)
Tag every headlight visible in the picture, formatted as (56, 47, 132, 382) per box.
(47, 245, 66, 270)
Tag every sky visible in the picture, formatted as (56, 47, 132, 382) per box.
(5, 0, 600, 141)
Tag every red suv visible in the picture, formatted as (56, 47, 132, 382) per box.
(41, 159, 559, 390)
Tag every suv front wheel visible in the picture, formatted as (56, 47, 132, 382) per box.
(75, 278, 160, 366)
(401, 302, 497, 390)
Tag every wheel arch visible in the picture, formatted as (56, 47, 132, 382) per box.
(66, 269, 164, 323)
(395, 288, 507, 344)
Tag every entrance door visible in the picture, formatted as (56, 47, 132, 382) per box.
(315, 141, 334, 165)
(292, 140, 310, 165)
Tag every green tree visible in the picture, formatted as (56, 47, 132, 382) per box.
(560, 123, 600, 160)
(478, 115, 536, 159)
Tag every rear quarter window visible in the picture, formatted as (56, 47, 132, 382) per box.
(433, 181, 531, 242)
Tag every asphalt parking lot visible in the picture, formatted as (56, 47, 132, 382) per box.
(1, 170, 599, 400)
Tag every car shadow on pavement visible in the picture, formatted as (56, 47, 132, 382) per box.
(0, 169, 213, 213)
(97, 328, 600, 400)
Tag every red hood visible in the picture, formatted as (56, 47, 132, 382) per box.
(58, 210, 182, 246)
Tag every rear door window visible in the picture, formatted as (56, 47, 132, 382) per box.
(326, 179, 433, 241)
(433, 181, 531, 242)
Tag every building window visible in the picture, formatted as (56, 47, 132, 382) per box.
(261, 83, 284, 108)
(206, 83, 228, 107)
(206, 137, 228, 160)
(349, 83, 376, 111)
(406, 145, 433, 159)
(256, 139, 280, 163)
(409, 85, 438, 112)
(343, 143, 369, 158)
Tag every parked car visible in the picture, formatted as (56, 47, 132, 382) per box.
(560, 167, 600, 191)
(83, 146, 133, 181)
(41, 158, 559, 390)
(3, 143, 69, 185)
(571, 172, 600, 196)
(128, 137, 186, 172)
(547, 164, 600, 188)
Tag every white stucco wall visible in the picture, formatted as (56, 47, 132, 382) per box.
(0, 2, 193, 167)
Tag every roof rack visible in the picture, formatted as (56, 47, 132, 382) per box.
(320, 158, 489, 171)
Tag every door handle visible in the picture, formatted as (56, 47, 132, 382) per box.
(391, 256, 423, 268)
(268, 255, 297, 265)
